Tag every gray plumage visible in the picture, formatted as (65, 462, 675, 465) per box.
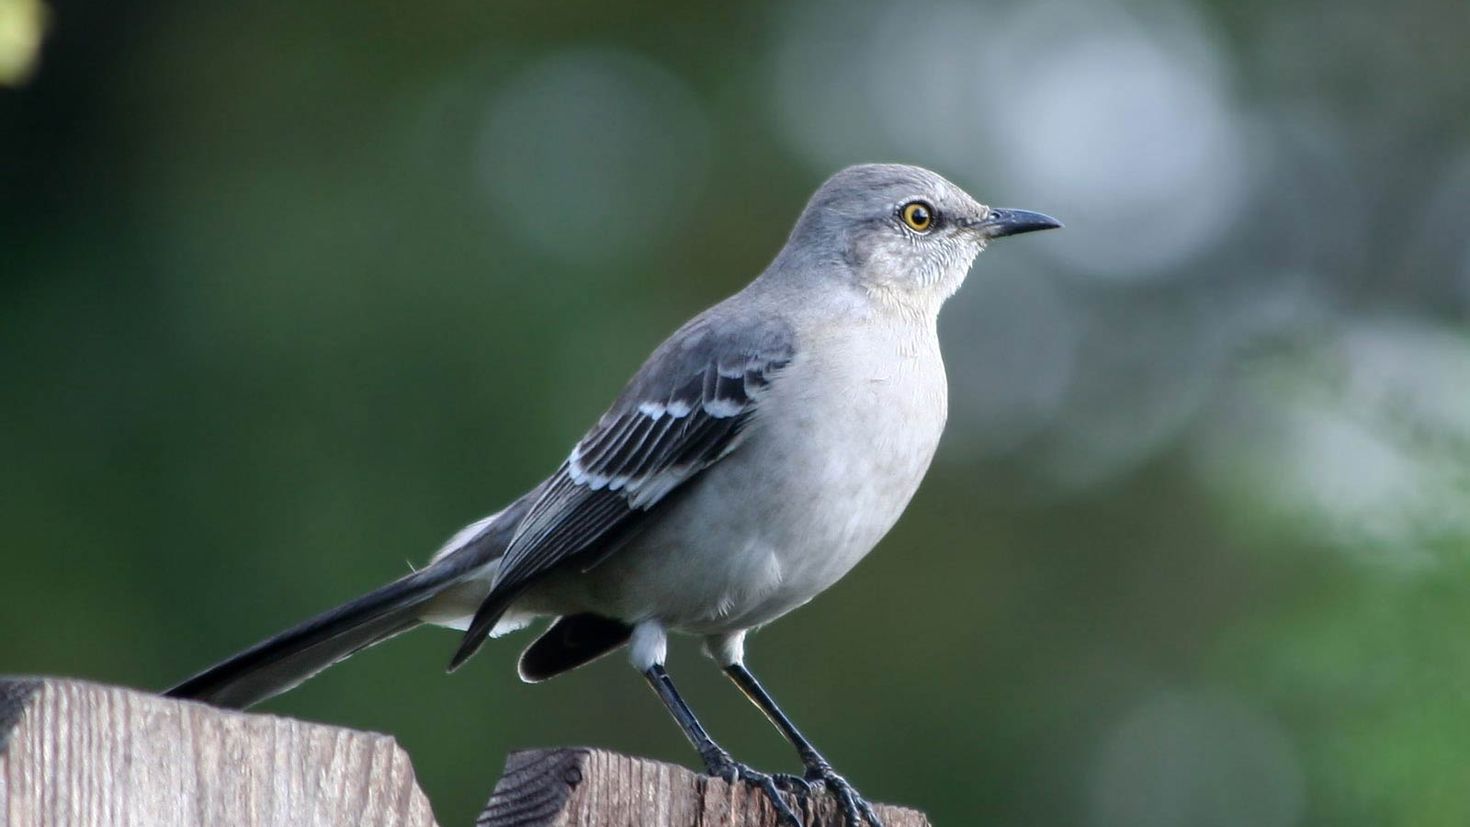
(166, 162, 1059, 827)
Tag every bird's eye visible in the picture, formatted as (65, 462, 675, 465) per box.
(900, 201, 934, 233)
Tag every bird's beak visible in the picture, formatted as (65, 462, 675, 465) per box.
(975, 207, 1063, 239)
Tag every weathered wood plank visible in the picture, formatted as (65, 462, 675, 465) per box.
(477, 747, 931, 827)
(0, 678, 437, 827)
(0, 678, 931, 826)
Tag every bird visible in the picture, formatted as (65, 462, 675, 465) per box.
(166, 163, 1060, 827)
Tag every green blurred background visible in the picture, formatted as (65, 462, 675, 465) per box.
(2, 0, 1468, 824)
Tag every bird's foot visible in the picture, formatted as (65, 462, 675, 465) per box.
(802, 761, 884, 827)
(772, 772, 816, 796)
(703, 752, 805, 826)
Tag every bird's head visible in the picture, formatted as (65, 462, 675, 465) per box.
(779, 163, 1060, 312)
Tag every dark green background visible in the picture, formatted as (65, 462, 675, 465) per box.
(3, 1, 1468, 824)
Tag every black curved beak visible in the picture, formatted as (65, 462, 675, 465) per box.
(976, 207, 1063, 239)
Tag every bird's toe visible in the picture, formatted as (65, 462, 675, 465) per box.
(704, 758, 804, 827)
(804, 764, 884, 827)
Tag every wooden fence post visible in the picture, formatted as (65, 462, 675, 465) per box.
(478, 747, 930, 827)
(1, 678, 929, 826)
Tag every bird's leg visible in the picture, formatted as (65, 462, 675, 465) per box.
(724, 662, 885, 827)
(642, 664, 803, 827)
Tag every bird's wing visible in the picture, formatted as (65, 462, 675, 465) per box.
(448, 309, 795, 668)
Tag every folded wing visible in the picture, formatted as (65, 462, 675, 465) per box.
(448, 310, 795, 668)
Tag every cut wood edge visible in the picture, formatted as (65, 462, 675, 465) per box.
(478, 746, 932, 827)
(0, 678, 43, 753)
(0, 676, 438, 827)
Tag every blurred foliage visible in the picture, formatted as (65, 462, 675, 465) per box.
(1, 1, 1467, 825)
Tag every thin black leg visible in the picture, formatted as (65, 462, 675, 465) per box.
(725, 663, 885, 827)
(643, 663, 729, 772)
(642, 664, 802, 826)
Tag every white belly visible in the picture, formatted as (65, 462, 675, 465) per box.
(552, 321, 949, 634)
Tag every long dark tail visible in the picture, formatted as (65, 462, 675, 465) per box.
(166, 495, 537, 709)
(165, 561, 464, 709)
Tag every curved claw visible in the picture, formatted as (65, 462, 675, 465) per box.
(804, 764, 884, 827)
(773, 772, 816, 796)
(705, 756, 804, 827)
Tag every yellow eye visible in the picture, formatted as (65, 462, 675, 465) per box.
(901, 201, 934, 232)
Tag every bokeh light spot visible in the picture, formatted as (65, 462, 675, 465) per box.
(477, 49, 711, 266)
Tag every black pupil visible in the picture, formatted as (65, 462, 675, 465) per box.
(909, 205, 929, 226)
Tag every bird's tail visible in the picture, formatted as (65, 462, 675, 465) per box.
(164, 561, 466, 709)
(165, 497, 536, 710)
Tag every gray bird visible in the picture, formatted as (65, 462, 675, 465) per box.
(167, 163, 1060, 826)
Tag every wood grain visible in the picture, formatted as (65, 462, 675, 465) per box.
(477, 748, 931, 827)
(0, 678, 932, 826)
(0, 677, 437, 827)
